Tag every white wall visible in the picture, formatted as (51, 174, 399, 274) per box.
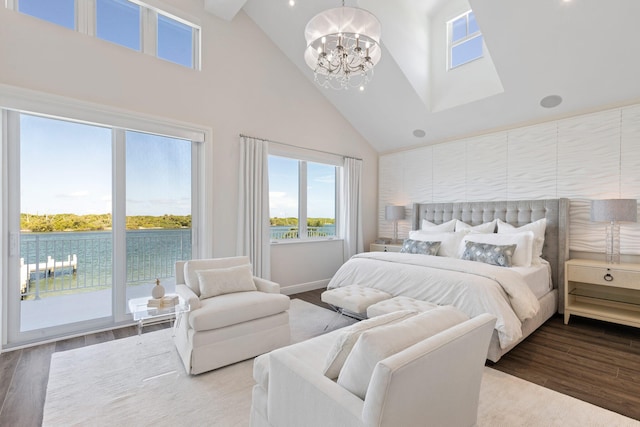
(379, 103, 640, 256)
(0, 2, 379, 292)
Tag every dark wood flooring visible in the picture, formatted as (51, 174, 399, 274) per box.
(1, 289, 639, 426)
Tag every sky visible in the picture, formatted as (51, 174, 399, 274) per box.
(268, 156, 336, 219)
(20, 114, 191, 216)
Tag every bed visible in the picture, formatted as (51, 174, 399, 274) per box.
(327, 198, 569, 362)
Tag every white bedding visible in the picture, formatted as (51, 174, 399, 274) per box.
(327, 252, 542, 349)
(511, 260, 552, 299)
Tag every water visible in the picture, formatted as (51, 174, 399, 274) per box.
(20, 229, 191, 297)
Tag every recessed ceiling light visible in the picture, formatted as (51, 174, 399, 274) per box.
(289, 0, 295, 6)
(413, 129, 426, 138)
(540, 95, 563, 108)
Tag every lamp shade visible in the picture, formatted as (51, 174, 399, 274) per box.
(385, 205, 405, 221)
(590, 199, 638, 222)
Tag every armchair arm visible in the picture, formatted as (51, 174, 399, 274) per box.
(175, 284, 201, 311)
(268, 348, 364, 427)
(253, 276, 281, 294)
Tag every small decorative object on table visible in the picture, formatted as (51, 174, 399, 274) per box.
(151, 278, 165, 298)
(147, 294, 179, 308)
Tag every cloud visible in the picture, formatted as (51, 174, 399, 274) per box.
(57, 190, 89, 199)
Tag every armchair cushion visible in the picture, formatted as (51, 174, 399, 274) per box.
(323, 310, 417, 380)
(337, 305, 469, 399)
(197, 264, 256, 299)
(189, 291, 290, 331)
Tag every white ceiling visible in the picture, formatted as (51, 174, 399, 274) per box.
(207, 0, 640, 153)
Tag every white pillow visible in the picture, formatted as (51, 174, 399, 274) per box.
(336, 306, 469, 400)
(409, 230, 468, 258)
(459, 231, 534, 267)
(196, 264, 256, 300)
(421, 218, 457, 232)
(497, 218, 547, 264)
(455, 219, 497, 234)
(323, 310, 417, 380)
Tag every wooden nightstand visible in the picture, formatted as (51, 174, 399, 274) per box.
(564, 259, 640, 327)
(369, 243, 403, 253)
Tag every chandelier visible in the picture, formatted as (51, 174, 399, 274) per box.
(304, 1, 382, 90)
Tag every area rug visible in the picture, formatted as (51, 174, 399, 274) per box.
(43, 299, 639, 427)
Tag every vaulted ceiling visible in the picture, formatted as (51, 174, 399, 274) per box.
(206, 0, 640, 152)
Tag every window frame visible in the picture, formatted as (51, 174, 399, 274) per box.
(8, 0, 201, 70)
(447, 10, 483, 70)
(268, 146, 341, 243)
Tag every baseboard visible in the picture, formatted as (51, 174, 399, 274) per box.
(280, 279, 329, 295)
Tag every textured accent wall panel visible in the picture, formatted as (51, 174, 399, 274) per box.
(403, 146, 433, 204)
(433, 140, 466, 202)
(465, 134, 508, 201)
(378, 153, 404, 239)
(556, 110, 620, 198)
(507, 122, 558, 199)
(621, 104, 640, 199)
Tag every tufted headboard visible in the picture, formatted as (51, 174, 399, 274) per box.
(412, 199, 570, 313)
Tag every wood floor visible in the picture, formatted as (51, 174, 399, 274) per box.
(1, 289, 639, 426)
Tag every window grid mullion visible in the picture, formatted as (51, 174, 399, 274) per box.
(299, 161, 308, 239)
(142, 5, 157, 56)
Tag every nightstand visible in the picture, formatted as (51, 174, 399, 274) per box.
(564, 259, 640, 328)
(370, 243, 403, 253)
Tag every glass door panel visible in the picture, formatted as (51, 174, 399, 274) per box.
(124, 131, 191, 304)
(19, 114, 112, 332)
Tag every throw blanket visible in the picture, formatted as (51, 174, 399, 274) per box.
(327, 252, 541, 348)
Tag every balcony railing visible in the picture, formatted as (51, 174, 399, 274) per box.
(20, 229, 191, 299)
(270, 225, 336, 240)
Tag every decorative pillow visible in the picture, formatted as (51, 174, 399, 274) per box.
(409, 230, 468, 258)
(183, 257, 251, 296)
(455, 219, 497, 234)
(497, 218, 547, 265)
(459, 231, 534, 267)
(323, 310, 417, 380)
(400, 239, 441, 255)
(336, 306, 469, 400)
(421, 218, 457, 232)
(196, 264, 256, 300)
(461, 241, 517, 267)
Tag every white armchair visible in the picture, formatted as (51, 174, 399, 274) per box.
(174, 256, 290, 375)
(251, 309, 496, 427)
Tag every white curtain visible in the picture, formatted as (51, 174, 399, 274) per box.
(340, 157, 364, 260)
(237, 136, 271, 279)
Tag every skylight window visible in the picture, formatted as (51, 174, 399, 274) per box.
(448, 11, 483, 69)
(18, 0, 75, 30)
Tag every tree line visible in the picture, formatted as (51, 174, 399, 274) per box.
(270, 217, 335, 227)
(20, 213, 192, 232)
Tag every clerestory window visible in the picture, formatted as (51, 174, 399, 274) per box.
(448, 10, 483, 69)
(10, 0, 201, 70)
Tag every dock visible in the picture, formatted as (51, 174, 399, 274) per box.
(20, 255, 78, 294)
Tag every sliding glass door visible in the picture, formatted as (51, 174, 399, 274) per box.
(5, 109, 199, 345)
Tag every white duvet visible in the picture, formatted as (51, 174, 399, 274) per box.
(327, 252, 541, 348)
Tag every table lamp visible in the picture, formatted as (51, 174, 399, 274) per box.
(385, 205, 405, 244)
(590, 199, 637, 263)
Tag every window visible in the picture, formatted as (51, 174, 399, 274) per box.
(448, 11, 483, 69)
(9, 0, 201, 70)
(268, 155, 337, 241)
(158, 13, 195, 68)
(96, 0, 141, 51)
(17, 0, 75, 29)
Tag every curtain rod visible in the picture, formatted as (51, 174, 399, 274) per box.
(239, 134, 363, 161)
